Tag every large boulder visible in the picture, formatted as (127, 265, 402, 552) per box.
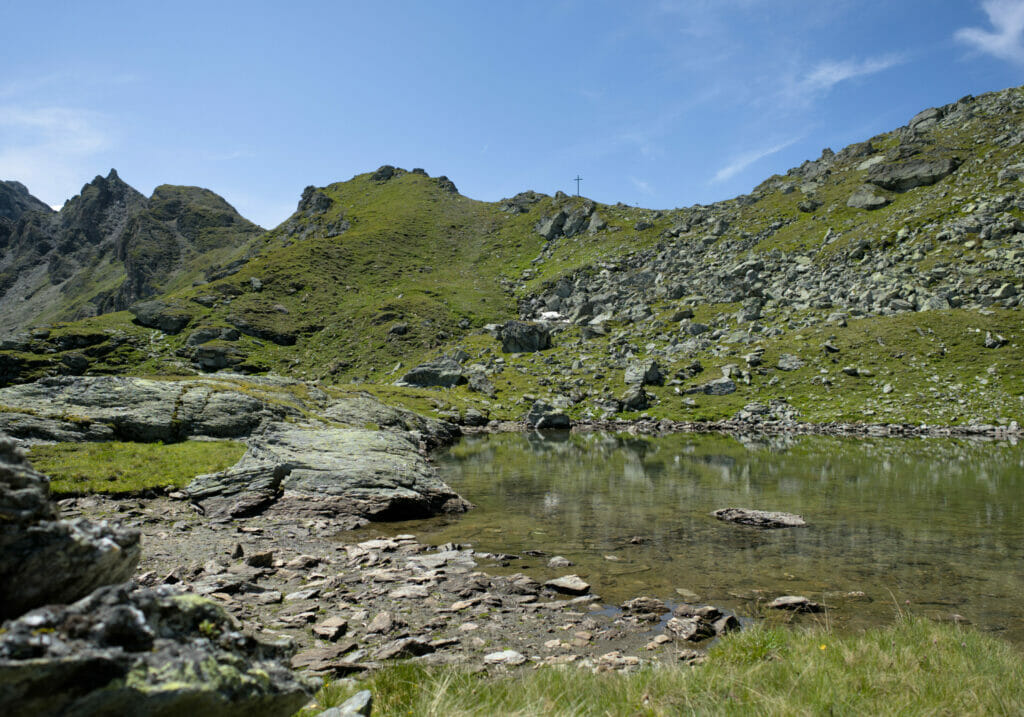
(186, 424, 471, 521)
(712, 508, 806, 528)
(866, 157, 961, 192)
(499, 321, 551, 353)
(624, 359, 663, 386)
(847, 185, 892, 210)
(129, 300, 193, 334)
(524, 401, 571, 429)
(0, 584, 309, 716)
(0, 432, 139, 619)
(395, 358, 466, 388)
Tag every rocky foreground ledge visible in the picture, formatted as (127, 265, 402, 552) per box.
(0, 432, 310, 716)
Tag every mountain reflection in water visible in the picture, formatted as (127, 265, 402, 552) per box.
(351, 431, 1024, 642)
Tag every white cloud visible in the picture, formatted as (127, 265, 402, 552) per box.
(711, 137, 800, 183)
(955, 0, 1024, 64)
(0, 105, 112, 204)
(782, 55, 904, 107)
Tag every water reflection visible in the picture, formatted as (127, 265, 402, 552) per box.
(353, 432, 1024, 641)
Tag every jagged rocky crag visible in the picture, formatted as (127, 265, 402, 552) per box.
(0, 170, 262, 333)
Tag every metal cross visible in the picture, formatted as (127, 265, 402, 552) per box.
(574, 175, 583, 196)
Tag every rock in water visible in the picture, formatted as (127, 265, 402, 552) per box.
(767, 595, 824, 613)
(0, 584, 309, 716)
(544, 575, 590, 595)
(712, 508, 806, 529)
(0, 431, 140, 619)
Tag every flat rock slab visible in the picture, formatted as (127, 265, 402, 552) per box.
(0, 375, 288, 442)
(712, 508, 806, 529)
(187, 424, 470, 521)
(767, 595, 824, 613)
(544, 575, 591, 595)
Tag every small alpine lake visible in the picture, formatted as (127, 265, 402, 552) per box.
(353, 431, 1024, 642)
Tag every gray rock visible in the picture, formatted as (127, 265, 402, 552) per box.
(524, 401, 571, 430)
(547, 556, 573, 568)
(0, 584, 309, 716)
(186, 327, 240, 346)
(620, 387, 650, 411)
(535, 211, 567, 240)
(701, 377, 736, 395)
(321, 690, 373, 717)
(396, 358, 466, 388)
(0, 376, 273, 442)
(0, 432, 140, 619)
(866, 158, 961, 192)
(544, 575, 590, 595)
(186, 424, 471, 521)
(499, 321, 551, 353)
(665, 616, 714, 642)
(767, 595, 823, 612)
(847, 186, 891, 210)
(129, 300, 193, 334)
(323, 393, 459, 449)
(484, 649, 526, 666)
(624, 359, 663, 386)
(712, 508, 806, 529)
(776, 354, 805, 371)
(996, 163, 1024, 184)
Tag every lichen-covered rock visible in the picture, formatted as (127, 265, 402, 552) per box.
(0, 376, 287, 442)
(324, 392, 460, 449)
(186, 424, 470, 521)
(866, 157, 961, 192)
(0, 584, 309, 716)
(0, 432, 140, 619)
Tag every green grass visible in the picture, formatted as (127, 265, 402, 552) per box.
(300, 617, 1024, 716)
(29, 440, 246, 495)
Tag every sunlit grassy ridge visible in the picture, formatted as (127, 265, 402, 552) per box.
(301, 617, 1024, 717)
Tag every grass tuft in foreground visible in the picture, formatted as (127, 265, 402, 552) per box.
(29, 440, 246, 495)
(301, 617, 1023, 716)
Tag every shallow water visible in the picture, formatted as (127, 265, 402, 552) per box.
(354, 431, 1024, 641)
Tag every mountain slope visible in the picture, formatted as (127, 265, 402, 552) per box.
(1, 85, 1023, 428)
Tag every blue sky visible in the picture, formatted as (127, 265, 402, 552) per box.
(2, 1, 1023, 228)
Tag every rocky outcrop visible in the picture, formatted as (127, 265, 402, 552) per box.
(323, 393, 460, 449)
(0, 584, 309, 716)
(185, 424, 471, 521)
(0, 375, 290, 443)
(0, 171, 260, 334)
(0, 181, 52, 223)
(0, 432, 140, 619)
(130, 299, 194, 334)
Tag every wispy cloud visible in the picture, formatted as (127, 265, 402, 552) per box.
(0, 105, 112, 203)
(955, 0, 1024, 64)
(711, 136, 800, 183)
(781, 54, 904, 107)
(629, 176, 655, 195)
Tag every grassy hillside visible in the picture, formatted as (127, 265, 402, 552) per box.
(2, 86, 1023, 428)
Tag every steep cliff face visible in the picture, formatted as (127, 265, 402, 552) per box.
(0, 171, 262, 332)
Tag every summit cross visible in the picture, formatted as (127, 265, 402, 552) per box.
(574, 175, 583, 196)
